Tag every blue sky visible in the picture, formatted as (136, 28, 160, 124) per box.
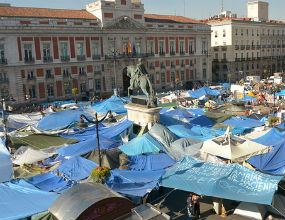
(1, 0, 285, 21)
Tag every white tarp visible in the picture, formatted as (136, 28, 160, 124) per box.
(0, 139, 13, 182)
(234, 202, 266, 220)
(200, 128, 270, 162)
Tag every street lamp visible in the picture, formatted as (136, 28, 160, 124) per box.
(1, 96, 16, 151)
(77, 110, 116, 167)
(270, 84, 281, 109)
(109, 49, 120, 93)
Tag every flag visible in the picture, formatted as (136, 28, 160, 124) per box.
(133, 44, 136, 54)
(128, 42, 132, 53)
(123, 43, 125, 54)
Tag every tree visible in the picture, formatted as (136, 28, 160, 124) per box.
(72, 88, 79, 103)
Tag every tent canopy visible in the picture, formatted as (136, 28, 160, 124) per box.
(222, 117, 264, 128)
(0, 139, 12, 183)
(92, 96, 127, 114)
(200, 129, 270, 162)
(159, 156, 283, 205)
(188, 87, 220, 98)
(247, 129, 285, 175)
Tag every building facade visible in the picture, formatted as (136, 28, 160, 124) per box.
(209, 1, 285, 83)
(0, 0, 211, 104)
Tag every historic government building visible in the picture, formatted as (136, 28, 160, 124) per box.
(0, 0, 211, 104)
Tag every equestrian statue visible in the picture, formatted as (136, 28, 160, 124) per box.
(126, 59, 156, 107)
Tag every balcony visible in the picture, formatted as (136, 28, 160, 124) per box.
(171, 64, 175, 68)
(180, 51, 185, 55)
(92, 54, 101, 60)
(256, 45, 261, 49)
(202, 50, 208, 55)
(267, 45, 271, 48)
(79, 71, 86, 76)
(61, 55, 70, 62)
(45, 74, 54, 79)
(43, 56, 53, 63)
(189, 50, 194, 54)
(94, 70, 101, 75)
(160, 64, 165, 69)
(235, 58, 240, 62)
(170, 51, 175, 56)
(181, 63, 185, 67)
(262, 45, 266, 48)
(24, 57, 35, 63)
(240, 45, 245, 50)
(246, 45, 250, 50)
(277, 45, 281, 48)
(0, 78, 9, 83)
(241, 58, 245, 61)
(251, 45, 255, 50)
(213, 47, 219, 52)
(77, 55, 86, 61)
(105, 53, 149, 60)
(27, 76, 36, 81)
(0, 58, 7, 65)
(221, 46, 227, 51)
(159, 51, 165, 56)
(272, 45, 276, 48)
(63, 73, 70, 78)
(202, 62, 206, 66)
(256, 57, 261, 60)
(213, 59, 219, 62)
(221, 58, 227, 62)
(147, 52, 154, 57)
(246, 57, 251, 61)
(235, 45, 239, 50)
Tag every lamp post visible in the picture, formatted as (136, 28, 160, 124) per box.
(78, 110, 116, 167)
(1, 96, 15, 151)
(110, 49, 120, 93)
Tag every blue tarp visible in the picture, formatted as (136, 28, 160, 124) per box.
(186, 108, 205, 116)
(0, 139, 12, 183)
(276, 89, 285, 96)
(188, 87, 220, 98)
(100, 120, 133, 139)
(58, 135, 119, 157)
(222, 117, 264, 128)
(52, 156, 98, 181)
(163, 108, 195, 121)
(160, 114, 190, 127)
(238, 95, 258, 102)
(119, 133, 165, 156)
(189, 115, 214, 127)
(0, 182, 58, 220)
(159, 108, 171, 114)
(92, 96, 127, 114)
(128, 153, 176, 171)
(167, 124, 224, 141)
(247, 129, 285, 175)
(27, 172, 73, 193)
(159, 156, 283, 205)
(106, 169, 165, 197)
(37, 109, 92, 131)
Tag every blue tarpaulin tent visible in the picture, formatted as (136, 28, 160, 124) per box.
(0, 182, 58, 220)
(159, 156, 283, 205)
(189, 115, 214, 127)
(92, 96, 127, 114)
(52, 156, 98, 181)
(58, 135, 119, 157)
(163, 108, 195, 121)
(247, 129, 285, 175)
(0, 139, 12, 183)
(167, 124, 224, 141)
(119, 133, 164, 156)
(27, 172, 73, 193)
(237, 95, 258, 102)
(37, 109, 92, 131)
(187, 108, 205, 116)
(222, 117, 264, 128)
(106, 169, 165, 197)
(188, 87, 220, 98)
(127, 153, 176, 171)
(100, 120, 133, 139)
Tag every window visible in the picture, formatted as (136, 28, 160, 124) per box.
(159, 41, 165, 55)
(181, 71, 185, 81)
(257, 52, 259, 57)
(27, 70, 35, 80)
(171, 61, 175, 68)
(135, 42, 141, 54)
(170, 41, 175, 55)
(203, 69, 207, 79)
(235, 53, 238, 59)
(171, 72, 175, 82)
(147, 41, 154, 55)
(179, 41, 185, 54)
(95, 79, 101, 90)
(80, 83, 86, 93)
(241, 53, 244, 58)
(189, 41, 194, 54)
(60, 42, 69, 58)
(161, 72, 165, 84)
(235, 29, 238, 36)
(215, 31, 218, 38)
(190, 59, 194, 66)
(0, 44, 5, 61)
(47, 84, 54, 97)
(111, 77, 115, 89)
(181, 60, 185, 67)
(190, 70, 194, 79)
(223, 53, 226, 59)
(46, 69, 53, 79)
(76, 42, 84, 56)
(63, 68, 70, 77)
(257, 30, 259, 36)
(0, 72, 7, 81)
(215, 53, 218, 59)
(24, 44, 33, 61)
(223, 29, 226, 37)
(79, 67, 85, 75)
(0, 88, 9, 98)
(202, 41, 207, 53)
(28, 85, 36, 98)
(241, 29, 243, 36)
(91, 41, 100, 58)
(252, 63, 254, 69)
(246, 29, 249, 36)
(64, 82, 71, 94)
(252, 29, 254, 36)
(43, 43, 52, 59)
(252, 52, 254, 58)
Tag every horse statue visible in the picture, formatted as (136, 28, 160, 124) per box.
(126, 62, 156, 107)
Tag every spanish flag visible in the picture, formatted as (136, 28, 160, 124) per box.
(123, 43, 126, 54)
(128, 42, 132, 53)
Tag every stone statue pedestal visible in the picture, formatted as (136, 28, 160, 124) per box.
(125, 103, 162, 127)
